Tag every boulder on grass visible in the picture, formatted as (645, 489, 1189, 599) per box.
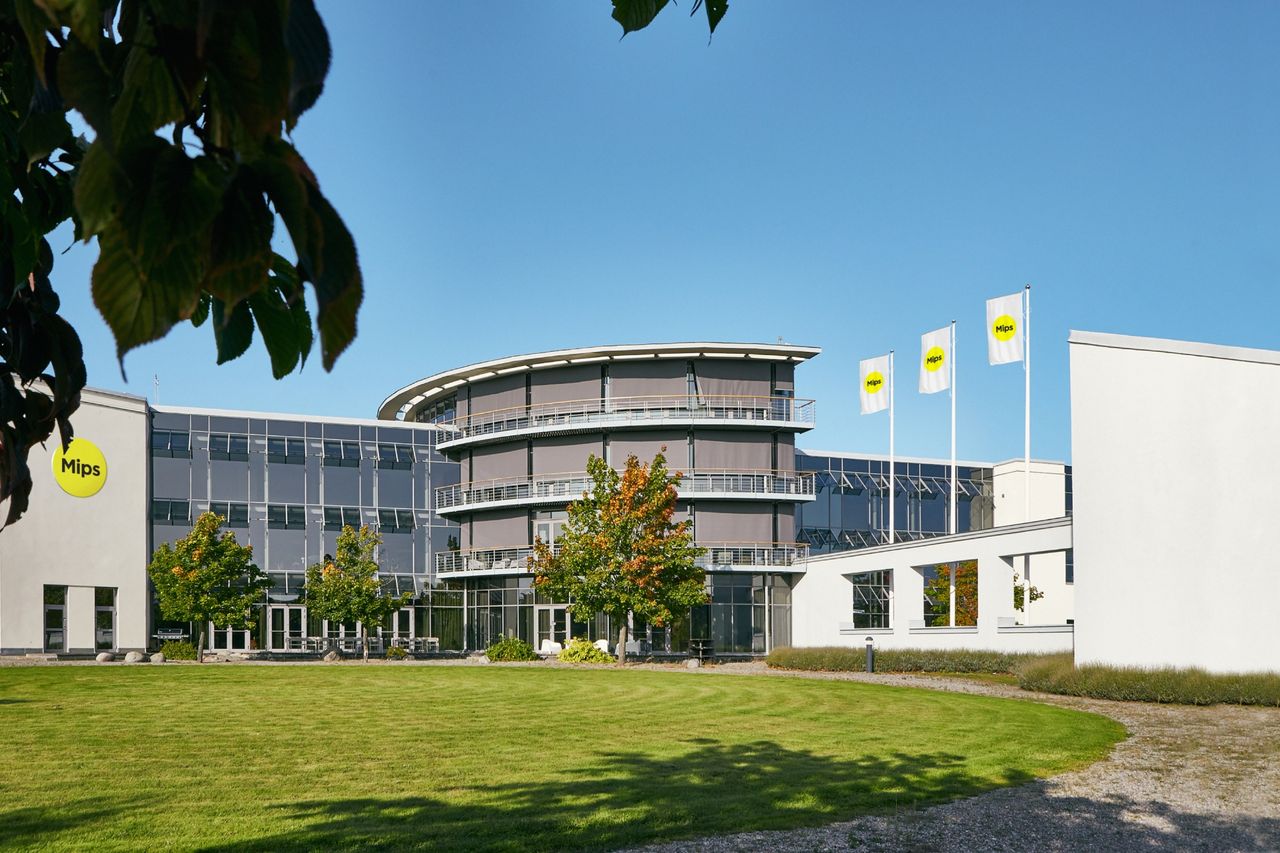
(124, 651, 145, 663)
(150, 652, 166, 664)
(685, 658, 701, 669)
(95, 652, 114, 663)
(323, 650, 340, 662)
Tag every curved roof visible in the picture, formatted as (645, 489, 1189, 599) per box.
(377, 341, 821, 421)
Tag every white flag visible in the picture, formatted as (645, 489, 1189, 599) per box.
(987, 291, 1024, 365)
(859, 355, 891, 415)
(919, 326, 951, 394)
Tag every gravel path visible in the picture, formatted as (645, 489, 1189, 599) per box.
(624, 663, 1280, 852)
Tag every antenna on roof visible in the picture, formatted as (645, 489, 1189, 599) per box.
(153, 374, 160, 405)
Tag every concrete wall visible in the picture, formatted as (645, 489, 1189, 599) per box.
(992, 460, 1073, 625)
(790, 517, 1074, 654)
(0, 389, 150, 654)
(1071, 331, 1280, 674)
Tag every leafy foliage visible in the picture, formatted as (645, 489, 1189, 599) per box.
(766, 646, 1047, 675)
(159, 639, 195, 660)
(384, 645, 407, 661)
(922, 561, 978, 627)
(558, 638, 614, 664)
(530, 451, 706, 663)
(147, 511, 271, 661)
(304, 525, 409, 661)
(1016, 654, 1280, 706)
(611, 0, 728, 38)
(1013, 572, 1044, 612)
(0, 0, 356, 526)
(485, 636, 538, 662)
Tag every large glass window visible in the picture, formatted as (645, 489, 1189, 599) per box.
(850, 570, 892, 629)
(43, 585, 66, 651)
(151, 499, 191, 525)
(151, 430, 192, 458)
(209, 501, 250, 527)
(918, 561, 977, 627)
(267, 504, 306, 530)
(266, 437, 306, 464)
(209, 433, 250, 461)
(323, 440, 361, 468)
(95, 587, 116, 650)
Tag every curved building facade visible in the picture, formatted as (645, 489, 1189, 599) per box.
(379, 342, 820, 654)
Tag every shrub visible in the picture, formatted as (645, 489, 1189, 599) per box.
(1015, 655, 1280, 706)
(486, 636, 538, 662)
(558, 639, 615, 664)
(766, 645, 1042, 674)
(385, 646, 408, 660)
(160, 640, 196, 661)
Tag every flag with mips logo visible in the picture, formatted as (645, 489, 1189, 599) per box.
(986, 291, 1024, 365)
(919, 326, 951, 394)
(859, 355, 891, 415)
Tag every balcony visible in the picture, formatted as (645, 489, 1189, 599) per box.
(433, 394, 816, 451)
(434, 541, 809, 578)
(435, 469, 817, 516)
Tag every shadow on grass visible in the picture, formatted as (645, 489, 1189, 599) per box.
(0, 802, 122, 848)
(0, 698, 31, 705)
(196, 739, 1033, 852)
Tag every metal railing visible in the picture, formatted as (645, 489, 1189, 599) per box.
(435, 469, 816, 511)
(433, 394, 816, 445)
(435, 541, 809, 575)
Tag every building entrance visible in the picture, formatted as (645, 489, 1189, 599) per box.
(268, 605, 306, 652)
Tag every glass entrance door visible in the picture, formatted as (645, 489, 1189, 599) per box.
(268, 605, 306, 652)
(535, 605, 570, 651)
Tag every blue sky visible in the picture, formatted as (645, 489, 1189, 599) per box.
(50, 1, 1279, 464)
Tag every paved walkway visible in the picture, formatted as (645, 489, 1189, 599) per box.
(625, 663, 1280, 852)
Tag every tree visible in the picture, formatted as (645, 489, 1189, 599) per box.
(0, 0, 359, 526)
(147, 511, 271, 662)
(923, 560, 978, 627)
(1013, 572, 1044, 614)
(530, 451, 707, 664)
(610, 0, 729, 38)
(304, 525, 410, 662)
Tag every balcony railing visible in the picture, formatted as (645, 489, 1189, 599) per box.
(433, 394, 816, 448)
(435, 469, 816, 514)
(435, 541, 809, 576)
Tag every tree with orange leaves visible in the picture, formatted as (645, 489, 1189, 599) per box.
(530, 451, 706, 664)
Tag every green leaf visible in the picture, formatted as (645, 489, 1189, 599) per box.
(57, 38, 113, 135)
(73, 141, 125, 240)
(110, 16, 188, 144)
(13, 0, 55, 85)
(37, 0, 103, 48)
(690, 0, 728, 36)
(283, 0, 331, 128)
(611, 0, 670, 35)
(191, 293, 210, 328)
(204, 172, 273, 307)
(211, 296, 253, 365)
(247, 286, 302, 379)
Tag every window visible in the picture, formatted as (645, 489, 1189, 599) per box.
(95, 587, 116, 650)
(267, 504, 306, 530)
(43, 586, 66, 651)
(209, 433, 250, 461)
(151, 430, 191, 458)
(267, 437, 306, 464)
(378, 509, 415, 532)
(376, 443, 415, 470)
(1065, 548, 1074, 584)
(850, 570, 892, 629)
(323, 440, 361, 467)
(209, 502, 250, 527)
(323, 506, 365, 531)
(152, 499, 190, 525)
(414, 394, 456, 424)
(919, 561, 977, 627)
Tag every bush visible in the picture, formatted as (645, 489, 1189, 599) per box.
(1015, 654, 1280, 706)
(486, 636, 538, 662)
(558, 639, 615, 664)
(766, 645, 1041, 674)
(385, 646, 408, 660)
(160, 640, 196, 660)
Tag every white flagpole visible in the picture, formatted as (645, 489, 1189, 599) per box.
(1023, 284, 1032, 624)
(950, 320, 957, 536)
(888, 350, 895, 545)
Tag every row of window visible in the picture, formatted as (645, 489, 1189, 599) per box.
(154, 500, 419, 533)
(152, 431, 420, 469)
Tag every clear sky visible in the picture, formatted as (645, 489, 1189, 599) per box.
(49, 1, 1280, 464)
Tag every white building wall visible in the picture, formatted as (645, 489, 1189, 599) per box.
(790, 518, 1074, 654)
(1070, 331, 1280, 674)
(992, 460, 1074, 625)
(0, 389, 150, 654)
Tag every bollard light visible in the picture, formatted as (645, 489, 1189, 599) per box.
(865, 635, 875, 673)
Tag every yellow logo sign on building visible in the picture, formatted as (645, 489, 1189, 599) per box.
(52, 438, 108, 498)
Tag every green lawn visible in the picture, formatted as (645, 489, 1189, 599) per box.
(0, 665, 1124, 852)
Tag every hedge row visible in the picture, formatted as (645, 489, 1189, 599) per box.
(765, 645, 1041, 674)
(1016, 654, 1280, 707)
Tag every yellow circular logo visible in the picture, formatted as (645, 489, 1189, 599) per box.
(51, 438, 107, 498)
(864, 371, 885, 394)
(924, 346, 946, 372)
(993, 314, 1018, 342)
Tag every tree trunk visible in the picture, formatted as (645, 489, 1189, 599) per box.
(362, 625, 370, 662)
(197, 626, 205, 664)
(616, 622, 628, 665)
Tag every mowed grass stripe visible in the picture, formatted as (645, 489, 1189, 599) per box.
(0, 666, 1124, 852)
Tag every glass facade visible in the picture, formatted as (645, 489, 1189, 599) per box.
(795, 451, 995, 554)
